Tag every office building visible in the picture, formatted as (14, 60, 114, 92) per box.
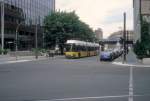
(0, 0, 55, 50)
(95, 28, 103, 40)
(108, 30, 134, 41)
(107, 30, 134, 49)
(133, 0, 150, 42)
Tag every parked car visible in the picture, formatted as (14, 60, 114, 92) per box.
(113, 49, 120, 58)
(100, 50, 114, 61)
(100, 48, 123, 61)
(112, 48, 123, 59)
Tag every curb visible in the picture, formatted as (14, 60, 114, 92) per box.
(0, 55, 65, 65)
(0, 57, 48, 65)
(112, 62, 150, 67)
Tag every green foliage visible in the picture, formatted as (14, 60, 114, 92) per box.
(134, 20, 150, 59)
(43, 11, 96, 49)
(0, 48, 3, 54)
(134, 40, 145, 59)
(0, 48, 9, 55)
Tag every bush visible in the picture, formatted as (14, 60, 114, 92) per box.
(31, 48, 48, 54)
(0, 48, 10, 55)
(0, 48, 3, 54)
(40, 49, 47, 53)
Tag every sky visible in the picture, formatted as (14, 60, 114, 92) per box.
(56, 0, 133, 38)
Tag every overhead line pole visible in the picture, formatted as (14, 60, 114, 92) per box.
(123, 12, 127, 63)
(15, 22, 24, 60)
(35, 18, 38, 59)
(1, 0, 4, 54)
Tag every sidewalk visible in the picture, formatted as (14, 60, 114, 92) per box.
(0, 55, 64, 65)
(115, 50, 150, 66)
(0, 55, 16, 62)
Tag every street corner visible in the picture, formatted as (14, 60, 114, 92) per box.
(0, 56, 48, 65)
(112, 62, 133, 67)
(112, 61, 150, 68)
(0, 59, 32, 65)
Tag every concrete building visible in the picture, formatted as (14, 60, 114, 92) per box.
(95, 28, 103, 40)
(107, 30, 134, 49)
(0, 0, 55, 50)
(133, 0, 150, 42)
(108, 30, 134, 41)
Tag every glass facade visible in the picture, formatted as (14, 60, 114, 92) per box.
(0, 0, 55, 50)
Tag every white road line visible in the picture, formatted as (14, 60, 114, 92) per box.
(112, 62, 150, 68)
(112, 62, 133, 66)
(41, 95, 129, 101)
(0, 58, 48, 65)
(129, 66, 134, 101)
(39, 95, 145, 101)
(0, 60, 31, 65)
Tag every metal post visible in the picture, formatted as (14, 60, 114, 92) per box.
(43, 33, 45, 48)
(126, 31, 129, 54)
(1, 0, 4, 54)
(15, 22, 23, 60)
(123, 12, 127, 63)
(35, 19, 38, 59)
(15, 30, 18, 60)
(139, 0, 142, 41)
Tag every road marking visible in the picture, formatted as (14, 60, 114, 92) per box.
(112, 62, 150, 68)
(0, 60, 31, 65)
(0, 57, 49, 65)
(40, 95, 129, 101)
(129, 66, 134, 101)
(38, 95, 146, 101)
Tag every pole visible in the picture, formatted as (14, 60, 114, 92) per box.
(35, 18, 38, 59)
(123, 12, 127, 63)
(15, 22, 23, 60)
(15, 30, 18, 60)
(43, 33, 45, 48)
(139, 0, 142, 42)
(1, 0, 4, 54)
(126, 31, 129, 54)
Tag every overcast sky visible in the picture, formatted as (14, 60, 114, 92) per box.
(56, 0, 133, 38)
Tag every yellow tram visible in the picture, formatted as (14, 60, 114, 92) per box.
(65, 40, 99, 58)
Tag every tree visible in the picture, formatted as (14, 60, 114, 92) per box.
(134, 19, 150, 59)
(44, 11, 96, 54)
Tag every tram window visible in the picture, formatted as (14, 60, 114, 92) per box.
(80, 46, 84, 51)
(77, 45, 83, 52)
(66, 45, 72, 52)
(91, 47, 93, 51)
(76, 45, 80, 52)
(88, 47, 90, 51)
(72, 44, 77, 51)
(81, 46, 85, 51)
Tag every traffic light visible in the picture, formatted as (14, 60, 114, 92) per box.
(119, 37, 124, 44)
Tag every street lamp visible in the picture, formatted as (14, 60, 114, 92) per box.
(35, 18, 38, 59)
(15, 22, 24, 60)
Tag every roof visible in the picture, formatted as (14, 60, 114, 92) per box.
(66, 40, 99, 47)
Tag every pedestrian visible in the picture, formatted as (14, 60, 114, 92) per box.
(49, 49, 55, 59)
(51, 49, 55, 59)
(48, 50, 51, 59)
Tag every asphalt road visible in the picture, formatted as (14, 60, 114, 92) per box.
(0, 56, 150, 101)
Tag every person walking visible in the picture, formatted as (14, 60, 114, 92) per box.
(48, 49, 55, 59)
